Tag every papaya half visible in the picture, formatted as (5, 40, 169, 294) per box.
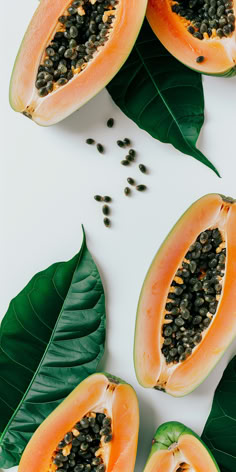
(147, 0, 236, 75)
(10, 0, 147, 126)
(134, 193, 236, 396)
(18, 373, 139, 472)
(143, 421, 220, 472)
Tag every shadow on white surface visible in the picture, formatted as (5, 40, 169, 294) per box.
(191, 342, 236, 400)
(54, 90, 111, 137)
(135, 392, 157, 471)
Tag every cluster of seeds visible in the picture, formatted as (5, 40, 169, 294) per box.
(161, 228, 226, 364)
(124, 177, 147, 196)
(172, 0, 235, 39)
(35, 0, 118, 97)
(86, 139, 105, 154)
(116, 138, 148, 195)
(94, 195, 112, 227)
(91, 118, 149, 225)
(121, 148, 137, 166)
(51, 412, 112, 472)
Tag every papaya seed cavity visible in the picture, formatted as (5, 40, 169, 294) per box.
(50, 411, 112, 472)
(171, 0, 235, 41)
(35, 0, 119, 98)
(161, 227, 226, 365)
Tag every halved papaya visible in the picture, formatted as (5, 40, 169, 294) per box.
(134, 193, 236, 396)
(147, 0, 236, 75)
(143, 422, 220, 472)
(18, 373, 139, 472)
(10, 0, 147, 126)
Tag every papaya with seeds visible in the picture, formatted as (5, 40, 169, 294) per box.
(143, 422, 220, 472)
(18, 373, 139, 472)
(10, 0, 147, 126)
(134, 193, 236, 396)
(147, 0, 236, 76)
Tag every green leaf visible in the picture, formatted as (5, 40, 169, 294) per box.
(202, 356, 236, 472)
(0, 230, 106, 469)
(107, 20, 220, 177)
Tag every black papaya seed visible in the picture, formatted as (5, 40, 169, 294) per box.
(102, 205, 110, 215)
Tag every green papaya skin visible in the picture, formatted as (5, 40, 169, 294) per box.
(144, 421, 220, 471)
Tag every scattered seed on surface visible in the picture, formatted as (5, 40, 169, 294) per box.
(86, 138, 95, 145)
(139, 164, 147, 173)
(107, 118, 114, 128)
(117, 140, 125, 147)
(102, 205, 110, 215)
(97, 143, 104, 154)
(104, 217, 110, 227)
(94, 195, 103, 202)
(129, 149, 136, 157)
(127, 177, 135, 185)
(136, 184, 147, 191)
(123, 138, 131, 146)
(124, 187, 131, 196)
(121, 159, 129, 166)
(103, 196, 112, 202)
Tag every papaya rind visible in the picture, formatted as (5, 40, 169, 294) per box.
(134, 193, 236, 396)
(18, 372, 139, 472)
(9, 0, 148, 125)
(146, 0, 236, 77)
(145, 421, 220, 471)
(133, 193, 217, 388)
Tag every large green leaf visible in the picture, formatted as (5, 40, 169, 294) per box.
(202, 356, 236, 472)
(0, 230, 106, 468)
(107, 20, 219, 177)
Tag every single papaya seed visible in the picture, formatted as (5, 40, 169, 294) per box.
(104, 217, 110, 227)
(129, 149, 136, 157)
(102, 205, 110, 216)
(103, 196, 112, 202)
(107, 118, 114, 128)
(124, 187, 131, 196)
(94, 195, 102, 202)
(127, 177, 135, 185)
(139, 164, 147, 173)
(86, 138, 95, 144)
(136, 184, 147, 191)
(117, 140, 125, 147)
(123, 138, 131, 146)
(97, 143, 104, 154)
(196, 55, 205, 63)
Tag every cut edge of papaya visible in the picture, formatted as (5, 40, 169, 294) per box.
(143, 421, 220, 472)
(134, 193, 236, 396)
(18, 373, 139, 472)
(10, 0, 148, 126)
(147, 0, 236, 76)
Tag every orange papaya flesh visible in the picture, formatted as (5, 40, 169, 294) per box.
(10, 0, 147, 126)
(143, 422, 220, 472)
(18, 373, 139, 472)
(147, 0, 236, 76)
(134, 194, 236, 396)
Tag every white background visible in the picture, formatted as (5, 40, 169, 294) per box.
(1, 1, 236, 471)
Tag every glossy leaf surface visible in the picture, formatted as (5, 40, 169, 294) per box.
(202, 356, 236, 472)
(107, 20, 219, 176)
(0, 231, 106, 468)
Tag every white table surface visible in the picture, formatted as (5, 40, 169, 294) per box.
(1, 1, 236, 471)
